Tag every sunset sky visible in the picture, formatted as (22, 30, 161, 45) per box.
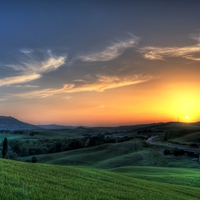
(1, 1, 200, 126)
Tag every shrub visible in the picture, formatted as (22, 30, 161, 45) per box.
(69, 140, 82, 149)
(190, 144, 199, 148)
(11, 140, 22, 156)
(163, 149, 170, 155)
(31, 156, 38, 163)
(5, 151, 18, 160)
(173, 149, 184, 156)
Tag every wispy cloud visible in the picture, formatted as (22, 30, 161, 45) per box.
(190, 34, 200, 43)
(0, 74, 41, 87)
(69, 74, 153, 93)
(140, 40, 200, 61)
(19, 48, 34, 55)
(0, 98, 7, 102)
(78, 37, 138, 62)
(26, 56, 66, 74)
(15, 74, 153, 98)
(2, 51, 66, 87)
(73, 79, 87, 83)
(8, 53, 66, 74)
(15, 84, 74, 98)
(14, 85, 39, 88)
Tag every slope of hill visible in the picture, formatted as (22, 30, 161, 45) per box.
(158, 122, 200, 145)
(20, 139, 200, 169)
(20, 139, 151, 166)
(0, 116, 39, 130)
(37, 124, 77, 130)
(1, 159, 200, 200)
(111, 166, 200, 188)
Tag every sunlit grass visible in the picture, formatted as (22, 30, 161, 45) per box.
(110, 166, 200, 188)
(1, 159, 200, 200)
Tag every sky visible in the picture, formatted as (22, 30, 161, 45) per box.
(1, 0, 200, 126)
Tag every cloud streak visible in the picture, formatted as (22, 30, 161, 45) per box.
(8, 53, 66, 74)
(0, 74, 41, 87)
(19, 48, 34, 55)
(79, 37, 138, 62)
(140, 41, 200, 61)
(15, 84, 74, 98)
(14, 85, 39, 88)
(2, 51, 66, 87)
(70, 74, 150, 92)
(15, 74, 153, 98)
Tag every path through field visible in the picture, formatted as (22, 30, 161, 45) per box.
(146, 136, 200, 155)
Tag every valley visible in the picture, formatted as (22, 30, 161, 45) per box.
(0, 117, 200, 199)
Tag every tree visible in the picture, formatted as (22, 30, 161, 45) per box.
(11, 140, 22, 156)
(163, 149, 170, 155)
(31, 156, 37, 163)
(2, 137, 8, 158)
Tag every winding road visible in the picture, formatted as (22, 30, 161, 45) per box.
(146, 136, 200, 155)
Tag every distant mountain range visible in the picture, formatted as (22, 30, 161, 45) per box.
(37, 124, 77, 130)
(0, 116, 78, 130)
(0, 116, 199, 131)
(0, 116, 39, 130)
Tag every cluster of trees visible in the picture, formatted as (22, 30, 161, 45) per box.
(1, 137, 19, 160)
(163, 148, 185, 156)
(7, 138, 84, 157)
(85, 134, 130, 147)
(2, 134, 130, 159)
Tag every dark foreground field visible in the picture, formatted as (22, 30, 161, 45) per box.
(1, 122, 200, 199)
(1, 159, 200, 200)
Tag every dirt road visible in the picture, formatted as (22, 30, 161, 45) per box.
(146, 136, 200, 154)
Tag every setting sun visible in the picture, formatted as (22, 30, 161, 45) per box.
(185, 115, 189, 120)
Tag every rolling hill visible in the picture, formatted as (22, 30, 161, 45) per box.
(37, 124, 77, 130)
(1, 159, 200, 200)
(1, 120, 200, 199)
(0, 116, 39, 130)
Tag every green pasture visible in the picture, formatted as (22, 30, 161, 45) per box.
(0, 133, 25, 141)
(110, 166, 200, 188)
(20, 139, 200, 169)
(169, 131, 200, 145)
(1, 159, 200, 200)
(20, 140, 158, 167)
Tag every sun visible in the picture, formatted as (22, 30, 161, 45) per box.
(185, 115, 190, 120)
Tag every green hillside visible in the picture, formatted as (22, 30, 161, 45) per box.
(1, 159, 200, 200)
(111, 166, 200, 188)
(156, 122, 200, 145)
(20, 139, 200, 169)
(169, 131, 200, 144)
(19, 140, 163, 167)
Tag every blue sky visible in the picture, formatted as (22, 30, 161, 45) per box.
(0, 0, 200, 125)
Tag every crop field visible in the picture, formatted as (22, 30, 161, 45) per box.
(1, 122, 200, 199)
(19, 138, 200, 169)
(1, 159, 200, 200)
(0, 133, 25, 141)
(19, 142, 161, 166)
(110, 166, 200, 188)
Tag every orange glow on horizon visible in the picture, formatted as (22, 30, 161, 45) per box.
(5, 79, 200, 126)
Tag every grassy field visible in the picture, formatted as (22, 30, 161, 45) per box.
(168, 131, 200, 145)
(19, 140, 164, 167)
(158, 122, 200, 145)
(1, 159, 200, 200)
(19, 138, 200, 169)
(1, 122, 200, 199)
(0, 132, 25, 141)
(110, 166, 200, 188)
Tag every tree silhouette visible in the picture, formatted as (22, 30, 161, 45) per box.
(2, 137, 8, 158)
